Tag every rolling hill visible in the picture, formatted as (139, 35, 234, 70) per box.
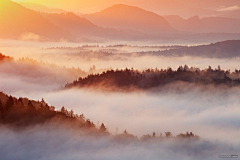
(0, 0, 73, 41)
(41, 12, 132, 40)
(220, 9, 240, 19)
(164, 15, 240, 33)
(64, 66, 240, 91)
(153, 40, 240, 58)
(83, 4, 176, 35)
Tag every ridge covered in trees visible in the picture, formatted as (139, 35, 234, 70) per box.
(0, 91, 199, 141)
(0, 92, 98, 131)
(144, 40, 240, 58)
(65, 66, 240, 91)
(0, 53, 13, 61)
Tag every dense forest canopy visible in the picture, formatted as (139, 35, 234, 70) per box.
(65, 66, 240, 91)
(141, 40, 240, 58)
(0, 91, 199, 141)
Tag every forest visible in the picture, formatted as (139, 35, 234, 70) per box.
(1, 0, 240, 159)
(65, 66, 240, 91)
(0, 91, 199, 141)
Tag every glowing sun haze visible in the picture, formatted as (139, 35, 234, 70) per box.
(12, 0, 133, 13)
(11, 0, 240, 16)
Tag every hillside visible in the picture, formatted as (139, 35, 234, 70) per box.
(64, 66, 240, 91)
(41, 12, 132, 40)
(220, 9, 240, 19)
(153, 40, 240, 58)
(0, 0, 73, 41)
(0, 91, 199, 141)
(83, 4, 176, 35)
(0, 53, 13, 61)
(0, 91, 99, 130)
(164, 15, 240, 33)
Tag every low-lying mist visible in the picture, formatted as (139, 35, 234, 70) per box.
(1, 40, 240, 159)
(1, 125, 238, 160)
(7, 84, 240, 145)
(1, 40, 240, 72)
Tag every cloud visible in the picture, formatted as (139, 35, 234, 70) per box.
(0, 125, 239, 160)
(1, 40, 240, 152)
(8, 84, 239, 146)
(19, 32, 42, 41)
(218, 5, 240, 12)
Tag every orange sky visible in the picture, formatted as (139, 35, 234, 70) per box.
(12, 0, 131, 13)
(11, 0, 240, 14)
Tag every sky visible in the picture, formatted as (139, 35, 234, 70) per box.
(12, 0, 133, 13)
(12, 0, 240, 14)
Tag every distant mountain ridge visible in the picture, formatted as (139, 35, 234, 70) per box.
(164, 15, 240, 33)
(1, 0, 240, 42)
(41, 12, 133, 40)
(83, 4, 176, 35)
(153, 40, 240, 58)
(0, 0, 74, 41)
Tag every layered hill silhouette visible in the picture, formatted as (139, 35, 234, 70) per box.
(0, 91, 98, 130)
(41, 12, 132, 40)
(83, 4, 176, 35)
(1, 0, 240, 42)
(0, 1, 134, 41)
(0, 91, 199, 141)
(0, 0, 73, 41)
(132, 0, 240, 18)
(220, 9, 240, 19)
(64, 66, 240, 92)
(151, 40, 240, 58)
(164, 15, 240, 33)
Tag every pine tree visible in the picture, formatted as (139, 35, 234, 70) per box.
(27, 101, 35, 110)
(5, 96, 14, 111)
(0, 100, 3, 116)
(0, 100, 3, 111)
(100, 123, 107, 132)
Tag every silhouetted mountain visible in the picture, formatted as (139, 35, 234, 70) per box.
(164, 15, 240, 33)
(220, 10, 240, 19)
(0, 0, 74, 41)
(65, 66, 240, 91)
(41, 12, 132, 40)
(174, 8, 220, 19)
(131, 0, 240, 18)
(83, 4, 176, 35)
(152, 40, 240, 58)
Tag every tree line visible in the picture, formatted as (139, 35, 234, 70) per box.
(0, 92, 199, 141)
(65, 65, 240, 91)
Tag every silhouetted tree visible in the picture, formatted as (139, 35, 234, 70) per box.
(85, 119, 95, 128)
(70, 110, 74, 118)
(165, 132, 172, 138)
(153, 132, 156, 137)
(79, 113, 85, 120)
(5, 96, 14, 111)
(0, 100, 3, 117)
(100, 123, 107, 132)
(61, 106, 67, 114)
(27, 101, 35, 110)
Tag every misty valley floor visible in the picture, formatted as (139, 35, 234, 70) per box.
(1, 0, 240, 158)
(1, 40, 240, 160)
